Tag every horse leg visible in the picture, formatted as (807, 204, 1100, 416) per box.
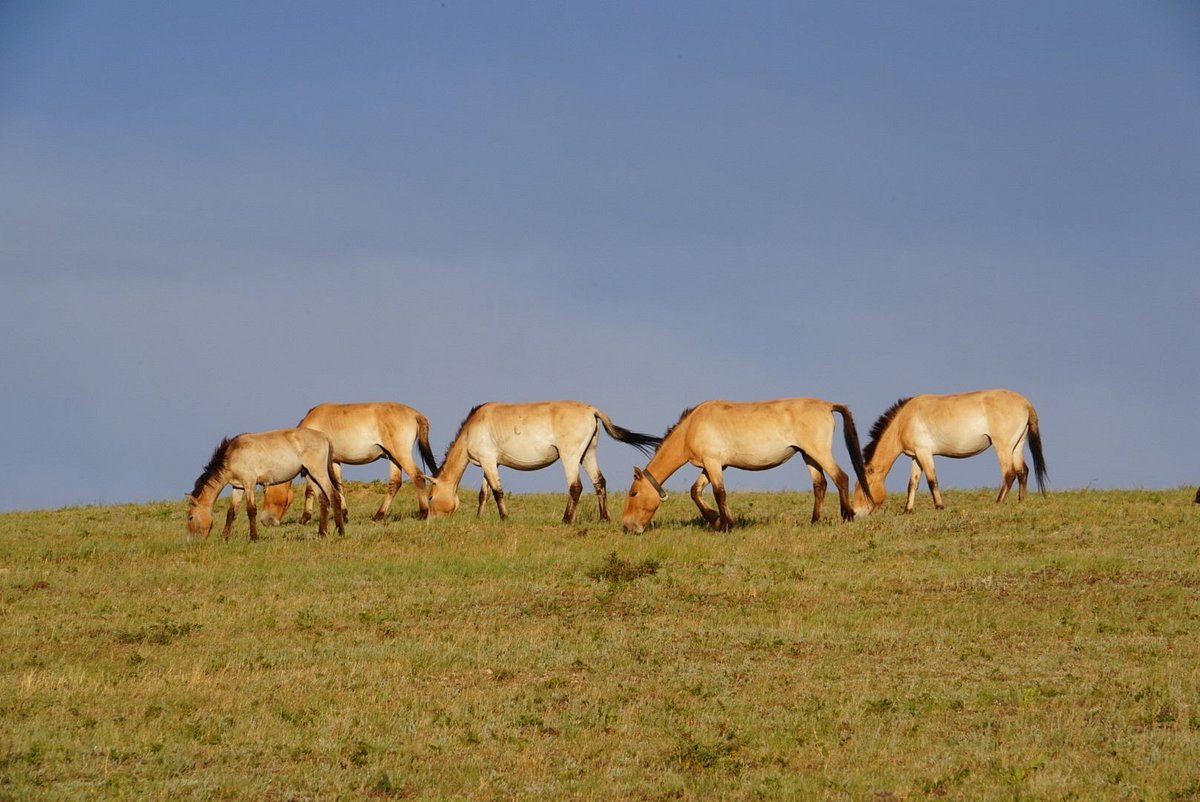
(477, 478, 489, 516)
(223, 487, 243, 540)
(245, 486, 260, 541)
(374, 463, 403, 522)
(1011, 437, 1031, 501)
(801, 454, 828, 523)
(562, 462, 584, 524)
(710, 468, 735, 532)
(308, 470, 344, 537)
(481, 464, 507, 519)
(995, 447, 1018, 504)
(581, 443, 609, 521)
(915, 451, 944, 510)
(690, 472, 721, 526)
(904, 459, 921, 513)
(299, 478, 315, 524)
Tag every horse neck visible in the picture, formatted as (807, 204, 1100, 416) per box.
(191, 471, 227, 509)
(435, 436, 471, 491)
(866, 425, 904, 497)
(645, 430, 690, 483)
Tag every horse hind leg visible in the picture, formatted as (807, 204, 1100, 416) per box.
(563, 478, 583, 524)
(802, 456, 828, 523)
(690, 472, 721, 527)
(581, 446, 608, 521)
(373, 463, 404, 522)
(994, 447, 1019, 503)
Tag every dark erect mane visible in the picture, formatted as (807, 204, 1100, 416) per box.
(439, 403, 489, 472)
(658, 405, 698, 451)
(862, 397, 913, 464)
(190, 436, 234, 497)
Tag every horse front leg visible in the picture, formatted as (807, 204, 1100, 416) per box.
(914, 452, 943, 510)
(481, 465, 507, 519)
(712, 481, 735, 532)
(223, 487, 243, 540)
(245, 486, 260, 541)
(905, 459, 922, 513)
(690, 472, 721, 527)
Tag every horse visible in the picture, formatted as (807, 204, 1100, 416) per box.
(186, 428, 346, 540)
(423, 401, 662, 523)
(852, 388, 1047, 515)
(621, 398, 870, 533)
(259, 402, 438, 525)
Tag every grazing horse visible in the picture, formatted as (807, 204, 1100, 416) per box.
(621, 398, 870, 533)
(423, 401, 661, 522)
(259, 402, 438, 525)
(853, 388, 1047, 515)
(186, 428, 345, 540)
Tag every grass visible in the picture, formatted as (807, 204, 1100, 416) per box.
(1, 482, 1199, 800)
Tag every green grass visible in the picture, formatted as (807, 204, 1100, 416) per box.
(2, 483, 1199, 800)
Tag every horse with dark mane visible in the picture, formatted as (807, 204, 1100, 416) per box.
(260, 402, 438, 524)
(423, 400, 661, 523)
(853, 388, 1046, 514)
(621, 398, 869, 533)
(187, 428, 345, 540)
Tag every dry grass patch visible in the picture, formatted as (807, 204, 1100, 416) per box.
(1, 485, 1198, 799)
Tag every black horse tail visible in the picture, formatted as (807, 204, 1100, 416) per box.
(1027, 405, 1048, 495)
(416, 414, 439, 475)
(833, 404, 870, 494)
(596, 411, 663, 458)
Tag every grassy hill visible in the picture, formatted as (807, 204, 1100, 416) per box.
(2, 484, 1198, 800)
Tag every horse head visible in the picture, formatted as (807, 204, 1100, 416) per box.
(184, 492, 214, 537)
(621, 467, 668, 533)
(421, 474, 460, 517)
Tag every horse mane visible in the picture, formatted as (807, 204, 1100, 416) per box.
(190, 436, 235, 497)
(439, 403, 489, 473)
(658, 406, 698, 451)
(862, 397, 912, 464)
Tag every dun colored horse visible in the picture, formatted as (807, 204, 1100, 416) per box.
(259, 402, 438, 525)
(186, 428, 345, 540)
(621, 398, 870, 533)
(853, 388, 1046, 515)
(423, 401, 661, 522)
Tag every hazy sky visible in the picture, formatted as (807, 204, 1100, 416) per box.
(2, 1, 1198, 513)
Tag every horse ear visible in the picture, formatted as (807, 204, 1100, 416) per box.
(632, 467, 643, 480)
(419, 474, 440, 486)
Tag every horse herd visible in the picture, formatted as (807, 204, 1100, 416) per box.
(185, 388, 1048, 540)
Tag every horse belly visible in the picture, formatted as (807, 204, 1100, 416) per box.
(727, 441, 796, 471)
(492, 439, 560, 471)
(935, 431, 992, 459)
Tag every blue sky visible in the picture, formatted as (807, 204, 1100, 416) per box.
(1, 1, 1197, 512)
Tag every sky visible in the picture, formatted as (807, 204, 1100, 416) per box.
(1, 1, 1198, 513)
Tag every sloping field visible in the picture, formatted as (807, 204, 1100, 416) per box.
(2, 484, 1198, 800)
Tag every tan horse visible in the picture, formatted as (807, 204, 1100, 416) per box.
(853, 388, 1046, 515)
(621, 398, 870, 533)
(259, 402, 438, 525)
(186, 428, 345, 540)
(424, 401, 661, 522)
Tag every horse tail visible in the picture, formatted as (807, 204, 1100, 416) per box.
(415, 413, 439, 475)
(595, 410, 663, 458)
(1027, 404, 1048, 495)
(833, 404, 870, 494)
